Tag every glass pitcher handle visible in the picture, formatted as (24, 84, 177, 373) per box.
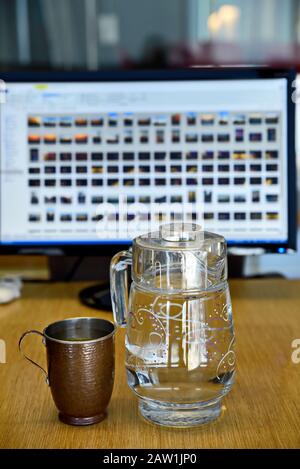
(110, 249, 132, 327)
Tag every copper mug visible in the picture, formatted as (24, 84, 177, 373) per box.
(19, 317, 115, 426)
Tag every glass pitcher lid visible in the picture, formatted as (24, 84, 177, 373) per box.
(135, 223, 225, 251)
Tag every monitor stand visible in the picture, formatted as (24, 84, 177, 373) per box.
(228, 254, 245, 278)
(47, 255, 247, 312)
(48, 254, 283, 312)
(78, 283, 112, 311)
(48, 256, 113, 312)
(77, 256, 247, 312)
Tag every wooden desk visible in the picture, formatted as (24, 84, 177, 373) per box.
(0, 280, 300, 449)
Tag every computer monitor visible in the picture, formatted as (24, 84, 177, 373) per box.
(0, 68, 297, 256)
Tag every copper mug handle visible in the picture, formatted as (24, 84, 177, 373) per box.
(18, 330, 49, 385)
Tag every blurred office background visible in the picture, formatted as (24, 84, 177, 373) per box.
(0, 0, 300, 278)
(2, 0, 300, 70)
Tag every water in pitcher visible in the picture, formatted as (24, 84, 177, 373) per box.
(126, 284, 235, 405)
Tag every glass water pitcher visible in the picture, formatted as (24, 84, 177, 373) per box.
(110, 223, 235, 427)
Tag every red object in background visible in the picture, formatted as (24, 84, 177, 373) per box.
(120, 40, 300, 71)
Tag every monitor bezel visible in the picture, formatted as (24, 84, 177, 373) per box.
(0, 67, 297, 255)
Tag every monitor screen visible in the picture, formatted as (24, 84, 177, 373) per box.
(0, 70, 296, 252)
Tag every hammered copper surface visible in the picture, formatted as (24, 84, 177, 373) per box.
(46, 336, 114, 425)
(19, 318, 115, 426)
